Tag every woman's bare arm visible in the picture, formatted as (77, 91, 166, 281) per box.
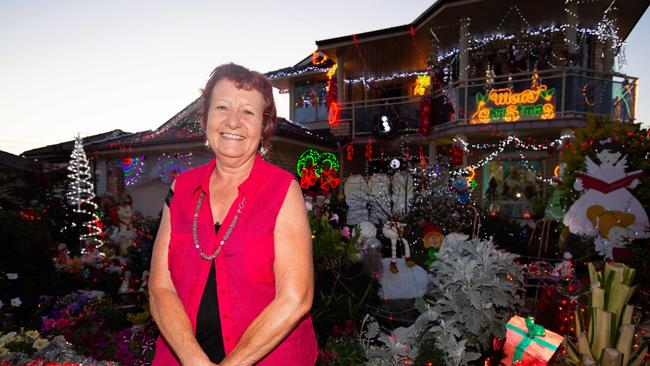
(220, 180, 314, 366)
(148, 184, 216, 366)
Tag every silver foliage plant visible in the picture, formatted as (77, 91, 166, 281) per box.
(360, 237, 524, 366)
(424, 237, 525, 364)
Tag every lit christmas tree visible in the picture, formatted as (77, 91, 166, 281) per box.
(66, 136, 104, 251)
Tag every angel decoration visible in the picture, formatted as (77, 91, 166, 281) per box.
(563, 139, 648, 259)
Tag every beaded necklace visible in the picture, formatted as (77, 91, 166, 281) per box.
(192, 191, 245, 261)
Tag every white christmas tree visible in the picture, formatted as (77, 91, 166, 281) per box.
(66, 136, 104, 251)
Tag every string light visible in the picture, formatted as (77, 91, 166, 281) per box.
(450, 134, 573, 176)
(157, 153, 192, 184)
(343, 70, 429, 85)
(118, 156, 145, 186)
(66, 136, 104, 250)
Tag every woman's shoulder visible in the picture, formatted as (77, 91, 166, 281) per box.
(173, 159, 215, 190)
(257, 157, 296, 182)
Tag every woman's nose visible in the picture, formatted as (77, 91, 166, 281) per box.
(225, 110, 242, 129)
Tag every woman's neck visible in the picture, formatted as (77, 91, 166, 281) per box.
(214, 153, 256, 186)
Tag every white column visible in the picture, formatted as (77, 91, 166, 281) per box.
(458, 17, 471, 82)
(428, 140, 437, 166)
(95, 158, 108, 196)
(565, 0, 578, 54)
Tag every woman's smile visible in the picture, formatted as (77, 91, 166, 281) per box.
(220, 132, 245, 141)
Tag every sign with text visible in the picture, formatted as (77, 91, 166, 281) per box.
(471, 81, 555, 124)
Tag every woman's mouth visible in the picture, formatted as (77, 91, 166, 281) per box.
(220, 132, 245, 140)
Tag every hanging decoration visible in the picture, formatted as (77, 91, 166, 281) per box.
(66, 136, 104, 250)
(118, 156, 145, 186)
(346, 144, 354, 161)
(326, 64, 339, 126)
(450, 139, 465, 166)
(365, 141, 373, 160)
(419, 96, 432, 136)
(296, 149, 340, 190)
(563, 139, 648, 259)
(419, 146, 427, 169)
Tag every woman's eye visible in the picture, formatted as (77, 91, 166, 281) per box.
(244, 110, 255, 116)
(215, 105, 227, 110)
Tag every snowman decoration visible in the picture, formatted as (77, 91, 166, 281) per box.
(563, 139, 648, 259)
(382, 221, 414, 273)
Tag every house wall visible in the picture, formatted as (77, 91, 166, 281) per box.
(265, 142, 313, 177)
(127, 180, 169, 218)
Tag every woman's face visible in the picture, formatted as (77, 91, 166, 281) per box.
(206, 79, 265, 161)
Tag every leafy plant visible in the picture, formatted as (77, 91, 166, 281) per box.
(309, 213, 360, 272)
(319, 334, 366, 366)
(415, 238, 523, 365)
(564, 262, 649, 365)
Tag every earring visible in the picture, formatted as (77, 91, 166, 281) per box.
(259, 143, 268, 157)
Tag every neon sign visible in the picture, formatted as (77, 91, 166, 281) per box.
(471, 82, 555, 124)
(413, 75, 431, 96)
(296, 149, 340, 190)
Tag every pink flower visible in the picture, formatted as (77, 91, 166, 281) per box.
(341, 226, 351, 239)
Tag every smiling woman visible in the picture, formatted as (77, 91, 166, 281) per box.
(148, 63, 318, 366)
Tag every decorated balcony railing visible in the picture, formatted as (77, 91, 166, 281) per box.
(335, 67, 637, 138)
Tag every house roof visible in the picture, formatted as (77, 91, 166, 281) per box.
(86, 100, 337, 153)
(0, 150, 40, 172)
(21, 130, 132, 161)
(317, 0, 647, 49)
(270, 0, 648, 79)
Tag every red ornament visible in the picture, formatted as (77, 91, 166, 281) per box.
(300, 166, 319, 189)
(320, 168, 340, 191)
(405, 147, 411, 162)
(328, 102, 340, 126)
(419, 96, 431, 136)
(346, 145, 354, 161)
(365, 141, 373, 160)
(451, 144, 464, 166)
(419, 146, 427, 169)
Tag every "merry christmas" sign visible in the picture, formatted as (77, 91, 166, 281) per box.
(470, 78, 555, 124)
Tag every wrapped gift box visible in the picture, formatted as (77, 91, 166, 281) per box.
(503, 316, 563, 365)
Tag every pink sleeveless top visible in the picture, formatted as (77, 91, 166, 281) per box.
(153, 154, 318, 365)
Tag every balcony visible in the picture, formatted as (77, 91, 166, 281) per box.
(334, 68, 637, 139)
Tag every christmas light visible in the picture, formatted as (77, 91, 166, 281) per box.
(118, 155, 145, 186)
(471, 83, 556, 124)
(413, 75, 431, 96)
(296, 149, 340, 190)
(66, 136, 104, 250)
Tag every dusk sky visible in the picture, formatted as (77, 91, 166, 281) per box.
(1, 1, 649, 155)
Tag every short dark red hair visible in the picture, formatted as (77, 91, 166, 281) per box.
(199, 63, 276, 141)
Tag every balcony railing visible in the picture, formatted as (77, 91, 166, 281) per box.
(334, 67, 637, 138)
